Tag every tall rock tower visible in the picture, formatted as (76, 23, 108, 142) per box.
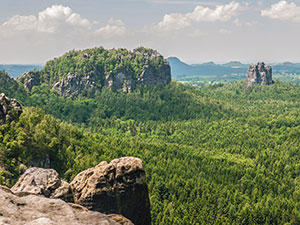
(246, 62, 273, 86)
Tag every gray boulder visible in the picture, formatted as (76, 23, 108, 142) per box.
(11, 167, 73, 202)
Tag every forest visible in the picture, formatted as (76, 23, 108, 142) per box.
(2, 67, 300, 224)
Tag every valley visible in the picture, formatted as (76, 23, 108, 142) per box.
(1, 48, 300, 224)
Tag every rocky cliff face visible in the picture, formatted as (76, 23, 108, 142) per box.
(0, 93, 22, 124)
(138, 64, 171, 86)
(17, 70, 40, 91)
(6, 157, 150, 225)
(71, 157, 151, 225)
(246, 62, 273, 86)
(52, 73, 97, 98)
(18, 47, 171, 97)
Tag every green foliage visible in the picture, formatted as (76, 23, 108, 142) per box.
(0, 71, 29, 103)
(3, 78, 300, 224)
(38, 47, 166, 88)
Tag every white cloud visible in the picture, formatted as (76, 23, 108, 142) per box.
(257, 1, 263, 7)
(146, 0, 220, 6)
(95, 19, 126, 38)
(233, 18, 242, 26)
(233, 18, 257, 27)
(154, 1, 242, 31)
(219, 28, 232, 34)
(3, 5, 92, 33)
(261, 1, 300, 22)
(1, 4, 127, 40)
(188, 29, 208, 38)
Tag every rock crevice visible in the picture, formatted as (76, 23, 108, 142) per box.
(246, 62, 273, 86)
(6, 157, 150, 225)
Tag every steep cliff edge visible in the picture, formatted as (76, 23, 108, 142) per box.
(71, 157, 151, 225)
(18, 47, 171, 98)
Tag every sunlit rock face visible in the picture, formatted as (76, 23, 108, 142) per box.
(0, 93, 22, 124)
(246, 62, 273, 86)
(70, 157, 151, 225)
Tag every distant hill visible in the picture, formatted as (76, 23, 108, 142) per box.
(168, 57, 300, 78)
(0, 65, 42, 78)
(17, 47, 171, 98)
(168, 57, 248, 78)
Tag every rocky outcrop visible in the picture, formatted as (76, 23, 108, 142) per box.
(246, 62, 273, 86)
(52, 73, 97, 98)
(17, 47, 171, 97)
(138, 64, 171, 86)
(11, 167, 73, 202)
(8, 157, 149, 225)
(70, 157, 151, 225)
(105, 68, 136, 93)
(0, 187, 123, 225)
(133, 47, 171, 87)
(17, 70, 41, 91)
(0, 93, 22, 124)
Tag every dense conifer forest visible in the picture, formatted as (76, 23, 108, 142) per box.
(2, 67, 300, 224)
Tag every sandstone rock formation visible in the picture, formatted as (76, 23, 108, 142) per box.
(18, 47, 171, 97)
(0, 93, 22, 124)
(138, 64, 171, 86)
(52, 73, 96, 98)
(17, 70, 41, 91)
(133, 47, 171, 87)
(70, 157, 151, 225)
(0, 187, 123, 225)
(11, 167, 73, 202)
(105, 68, 136, 93)
(246, 62, 273, 86)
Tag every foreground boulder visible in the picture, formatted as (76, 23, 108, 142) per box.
(11, 167, 73, 202)
(70, 157, 151, 225)
(246, 62, 273, 86)
(0, 187, 122, 225)
(0, 93, 22, 123)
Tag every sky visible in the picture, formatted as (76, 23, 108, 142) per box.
(0, 0, 300, 64)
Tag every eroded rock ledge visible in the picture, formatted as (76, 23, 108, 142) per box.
(0, 187, 123, 225)
(3, 157, 150, 225)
